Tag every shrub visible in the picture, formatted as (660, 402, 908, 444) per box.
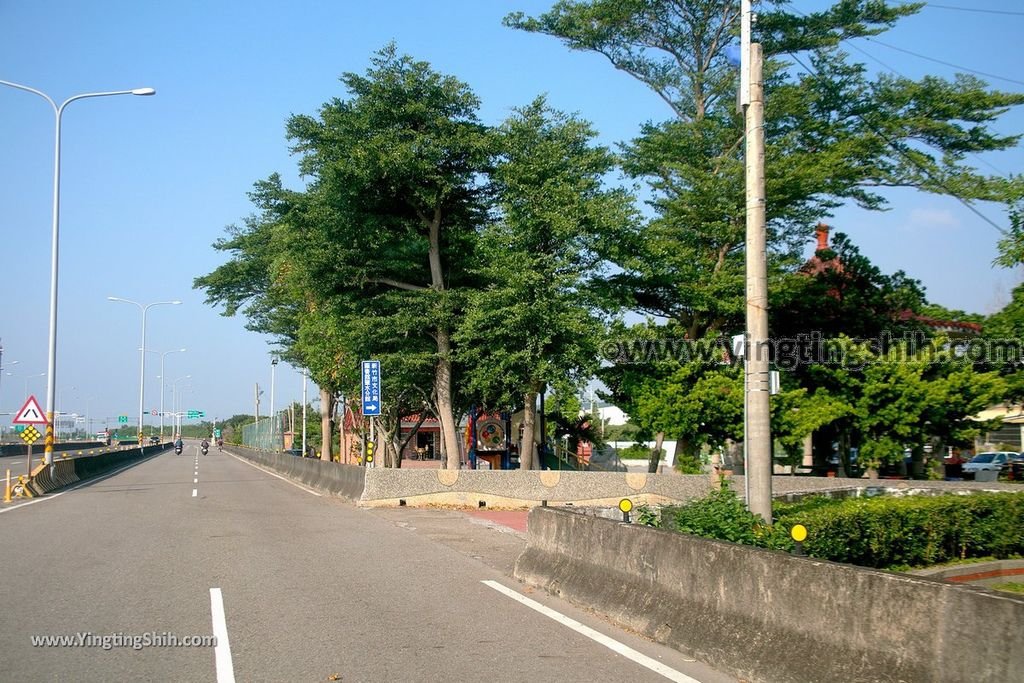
(647, 488, 1024, 570)
(658, 482, 771, 546)
(620, 444, 659, 460)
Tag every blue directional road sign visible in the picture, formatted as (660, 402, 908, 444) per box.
(361, 360, 381, 416)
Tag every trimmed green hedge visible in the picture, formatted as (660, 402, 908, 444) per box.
(645, 486, 1024, 570)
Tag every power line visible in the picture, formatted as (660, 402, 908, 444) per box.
(786, 50, 1009, 235)
(843, 40, 1009, 177)
(863, 37, 1024, 87)
(919, 3, 1024, 17)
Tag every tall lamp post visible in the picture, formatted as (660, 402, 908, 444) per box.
(147, 347, 186, 439)
(1, 79, 155, 464)
(0, 352, 17, 414)
(270, 357, 279, 450)
(108, 297, 181, 441)
(171, 375, 191, 436)
(57, 385, 77, 441)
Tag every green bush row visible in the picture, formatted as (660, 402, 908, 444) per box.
(644, 485, 1024, 570)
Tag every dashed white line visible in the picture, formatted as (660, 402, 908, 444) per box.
(481, 580, 701, 683)
(210, 587, 236, 683)
(192, 488, 198, 497)
(194, 478, 198, 483)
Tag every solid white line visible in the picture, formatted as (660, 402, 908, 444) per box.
(0, 450, 164, 515)
(481, 580, 701, 683)
(226, 452, 323, 496)
(192, 489, 198, 497)
(209, 587, 236, 683)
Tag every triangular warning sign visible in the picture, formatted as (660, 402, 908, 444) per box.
(13, 395, 48, 425)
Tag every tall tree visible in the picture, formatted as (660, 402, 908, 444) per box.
(280, 45, 495, 469)
(456, 98, 635, 469)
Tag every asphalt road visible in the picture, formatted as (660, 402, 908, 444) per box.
(0, 443, 735, 683)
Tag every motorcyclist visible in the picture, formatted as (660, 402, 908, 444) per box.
(201, 438, 210, 454)
(174, 436, 183, 454)
(216, 438, 224, 451)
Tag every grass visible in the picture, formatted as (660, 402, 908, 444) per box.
(991, 582, 1024, 594)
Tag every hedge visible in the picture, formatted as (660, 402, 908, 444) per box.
(646, 486, 1024, 570)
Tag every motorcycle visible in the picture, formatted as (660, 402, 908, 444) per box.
(201, 446, 209, 456)
(174, 445, 183, 455)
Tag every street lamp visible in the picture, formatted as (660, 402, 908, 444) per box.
(108, 297, 181, 441)
(57, 385, 77, 441)
(270, 357, 279, 450)
(1, 79, 155, 464)
(7, 371, 46, 399)
(146, 347, 186, 439)
(170, 375, 191, 436)
(0, 351, 17, 413)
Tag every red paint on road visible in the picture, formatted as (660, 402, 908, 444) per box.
(467, 509, 529, 533)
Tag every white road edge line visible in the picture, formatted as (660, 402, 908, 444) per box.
(0, 450, 164, 515)
(481, 580, 701, 683)
(225, 452, 323, 496)
(192, 489, 198, 497)
(210, 587, 236, 683)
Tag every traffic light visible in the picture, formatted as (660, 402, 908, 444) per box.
(364, 439, 375, 464)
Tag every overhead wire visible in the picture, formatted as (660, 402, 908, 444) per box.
(784, 49, 1009, 235)
(861, 36, 1024, 87)
(915, 3, 1024, 17)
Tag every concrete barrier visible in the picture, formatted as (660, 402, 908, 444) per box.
(513, 507, 1024, 683)
(358, 470, 1021, 508)
(360, 469, 714, 507)
(229, 446, 365, 501)
(25, 459, 79, 496)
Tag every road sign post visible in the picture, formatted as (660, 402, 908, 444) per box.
(361, 361, 381, 416)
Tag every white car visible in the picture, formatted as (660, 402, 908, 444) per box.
(962, 451, 1016, 474)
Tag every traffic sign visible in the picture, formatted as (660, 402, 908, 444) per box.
(118, 415, 128, 424)
(12, 395, 47, 425)
(151, 409, 158, 416)
(361, 360, 381, 416)
(214, 429, 222, 438)
(19, 425, 41, 444)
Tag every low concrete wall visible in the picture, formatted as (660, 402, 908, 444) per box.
(229, 446, 365, 501)
(360, 469, 714, 508)
(513, 507, 1024, 683)
(359, 470, 1021, 508)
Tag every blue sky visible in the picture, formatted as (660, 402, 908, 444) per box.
(1, 1, 1021, 429)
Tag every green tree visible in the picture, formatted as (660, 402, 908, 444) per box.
(456, 98, 635, 469)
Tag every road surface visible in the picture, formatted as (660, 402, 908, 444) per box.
(0, 443, 734, 682)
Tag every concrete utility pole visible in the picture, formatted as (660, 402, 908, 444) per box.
(743, 1, 773, 521)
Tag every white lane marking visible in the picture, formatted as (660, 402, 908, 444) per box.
(192, 489, 198, 497)
(481, 580, 701, 683)
(194, 478, 198, 483)
(210, 587, 236, 683)
(226, 452, 323, 496)
(0, 450, 164, 515)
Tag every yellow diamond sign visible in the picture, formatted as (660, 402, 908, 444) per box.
(19, 425, 41, 444)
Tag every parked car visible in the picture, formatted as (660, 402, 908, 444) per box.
(962, 451, 1017, 474)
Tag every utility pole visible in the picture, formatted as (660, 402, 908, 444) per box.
(301, 368, 308, 457)
(743, 0, 773, 521)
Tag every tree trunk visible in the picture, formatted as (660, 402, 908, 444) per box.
(521, 389, 538, 470)
(319, 388, 334, 462)
(647, 431, 665, 473)
(396, 410, 430, 468)
(435, 328, 461, 470)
